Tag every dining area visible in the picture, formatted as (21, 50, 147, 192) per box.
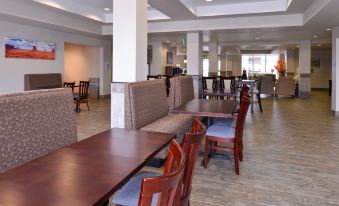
(1, 73, 338, 206)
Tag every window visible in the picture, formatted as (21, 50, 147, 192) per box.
(241, 54, 280, 75)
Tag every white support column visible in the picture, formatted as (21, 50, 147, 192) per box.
(208, 42, 218, 76)
(112, 0, 148, 82)
(111, 0, 148, 128)
(187, 32, 203, 75)
(299, 40, 312, 98)
(332, 27, 339, 117)
(220, 50, 227, 75)
(286, 49, 295, 74)
(187, 32, 203, 98)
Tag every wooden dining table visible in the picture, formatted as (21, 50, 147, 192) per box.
(171, 99, 238, 119)
(0, 128, 175, 206)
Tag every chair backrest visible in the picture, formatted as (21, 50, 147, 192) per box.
(202, 77, 217, 91)
(220, 76, 236, 93)
(125, 80, 169, 129)
(276, 77, 295, 96)
(147, 75, 161, 80)
(239, 85, 250, 106)
(178, 119, 206, 204)
(260, 76, 275, 95)
(0, 88, 77, 173)
(138, 140, 186, 206)
(235, 94, 251, 144)
(169, 76, 194, 110)
(24, 73, 62, 90)
(64, 81, 75, 92)
(78, 81, 90, 99)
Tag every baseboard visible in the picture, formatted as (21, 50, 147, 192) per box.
(311, 88, 329, 91)
(99, 94, 111, 99)
(145, 158, 166, 168)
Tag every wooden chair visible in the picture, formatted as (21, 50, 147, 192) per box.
(74, 81, 90, 112)
(202, 77, 217, 92)
(63, 81, 75, 92)
(204, 94, 251, 175)
(253, 77, 263, 113)
(175, 119, 206, 206)
(113, 140, 186, 206)
(147, 75, 161, 80)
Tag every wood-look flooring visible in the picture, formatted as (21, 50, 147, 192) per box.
(76, 91, 339, 206)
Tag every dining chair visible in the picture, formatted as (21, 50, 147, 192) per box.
(175, 119, 206, 206)
(113, 139, 186, 206)
(204, 94, 251, 175)
(74, 81, 90, 112)
(202, 77, 217, 92)
(63, 81, 75, 92)
(252, 77, 263, 113)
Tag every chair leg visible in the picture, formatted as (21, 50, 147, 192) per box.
(257, 94, 263, 113)
(234, 146, 240, 175)
(239, 142, 243, 162)
(86, 100, 90, 111)
(204, 138, 209, 169)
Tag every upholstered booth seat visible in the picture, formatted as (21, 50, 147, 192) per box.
(140, 114, 192, 158)
(0, 88, 77, 173)
(112, 171, 160, 206)
(125, 80, 192, 161)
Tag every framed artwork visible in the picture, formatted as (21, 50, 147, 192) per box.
(311, 58, 320, 68)
(5, 37, 56, 60)
(167, 51, 173, 64)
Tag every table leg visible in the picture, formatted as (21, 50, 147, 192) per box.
(250, 83, 254, 112)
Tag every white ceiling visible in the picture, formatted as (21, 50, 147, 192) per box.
(193, 0, 274, 7)
(1, 0, 339, 50)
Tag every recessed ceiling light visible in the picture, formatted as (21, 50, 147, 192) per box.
(147, 4, 150, 7)
(104, 8, 110, 11)
(256, 32, 261, 34)
(255, 37, 261, 40)
(313, 35, 318, 38)
(326, 28, 332, 31)
(205, 0, 213, 2)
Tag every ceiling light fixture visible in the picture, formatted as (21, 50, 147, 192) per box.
(205, 0, 213, 2)
(313, 35, 318, 38)
(326, 28, 332, 31)
(147, 4, 150, 7)
(256, 37, 261, 40)
(104, 8, 110, 11)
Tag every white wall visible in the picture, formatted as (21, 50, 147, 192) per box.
(0, 19, 112, 95)
(64, 43, 101, 84)
(311, 49, 332, 88)
(225, 54, 241, 76)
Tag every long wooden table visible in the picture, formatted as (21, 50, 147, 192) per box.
(171, 99, 238, 119)
(0, 128, 175, 206)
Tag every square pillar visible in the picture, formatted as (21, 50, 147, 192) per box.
(187, 32, 203, 98)
(111, 0, 148, 128)
(299, 40, 312, 98)
(208, 42, 218, 76)
(332, 27, 339, 117)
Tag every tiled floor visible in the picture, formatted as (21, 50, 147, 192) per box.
(76, 91, 339, 206)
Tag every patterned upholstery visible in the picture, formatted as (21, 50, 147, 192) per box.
(0, 88, 77, 173)
(24, 73, 62, 91)
(260, 76, 275, 95)
(169, 76, 195, 110)
(125, 80, 192, 159)
(276, 77, 295, 96)
(140, 114, 192, 158)
(125, 80, 169, 130)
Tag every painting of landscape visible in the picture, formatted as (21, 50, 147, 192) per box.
(5, 37, 56, 60)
